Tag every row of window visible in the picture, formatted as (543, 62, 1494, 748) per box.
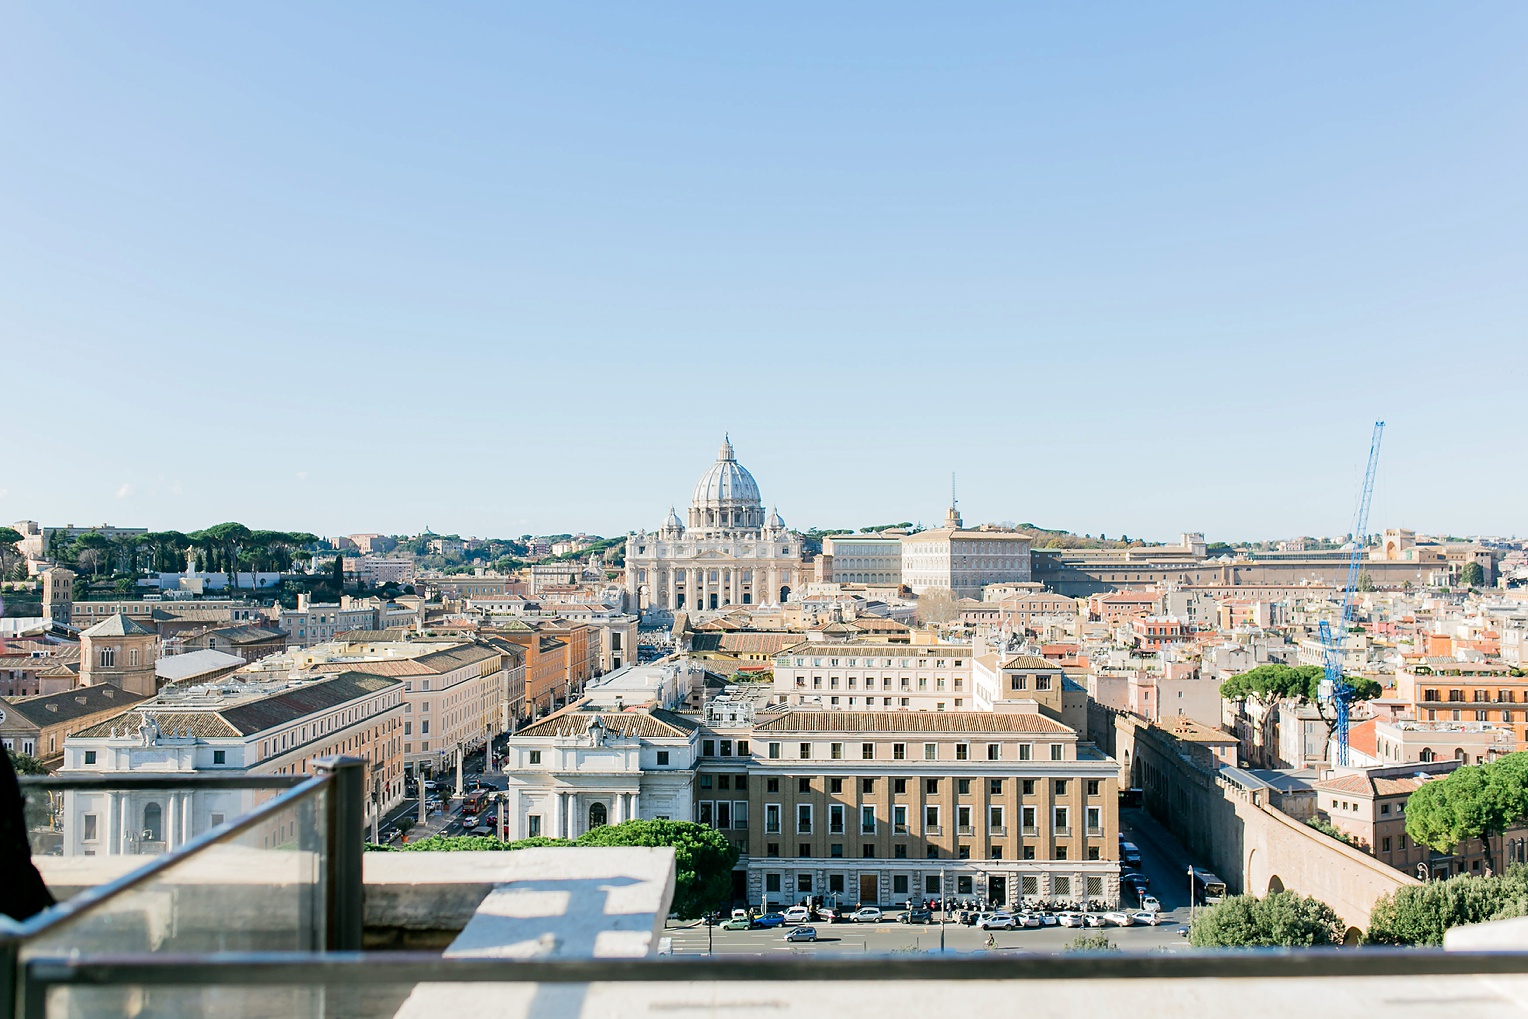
(788, 657, 965, 669)
(1421, 688, 1524, 703)
(764, 873, 1104, 898)
(757, 776, 1100, 797)
(763, 741, 1066, 762)
(762, 802, 1102, 836)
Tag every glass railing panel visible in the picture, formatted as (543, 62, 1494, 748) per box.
(20, 776, 302, 859)
(19, 781, 329, 969)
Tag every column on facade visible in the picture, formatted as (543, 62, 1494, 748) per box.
(698, 567, 708, 611)
(613, 793, 625, 824)
(666, 570, 676, 610)
(165, 795, 178, 851)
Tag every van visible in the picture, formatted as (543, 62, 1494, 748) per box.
(1120, 841, 1142, 868)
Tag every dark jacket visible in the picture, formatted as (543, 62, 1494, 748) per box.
(0, 750, 55, 921)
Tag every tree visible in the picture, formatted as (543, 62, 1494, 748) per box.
(1188, 890, 1343, 948)
(574, 820, 740, 918)
(1219, 663, 1383, 762)
(1460, 562, 1486, 588)
(0, 526, 24, 582)
(914, 587, 959, 625)
(332, 554, 345, 590)
(7, 750, 48, 775)
(1405, 753, 1528, 874)
(1367, 868, 1528, 945)
(364, 820, 739, 918)
(1356, 570, 1375, 592)
(1305, 816, 1359, 848)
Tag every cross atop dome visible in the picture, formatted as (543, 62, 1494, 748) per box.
(719, 434, 735, 461)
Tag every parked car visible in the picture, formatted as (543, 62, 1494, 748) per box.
(1130, 911, 1163, 927)
(720, 917, 753, 931)
(782, 906, 812, 925)
(977, 912, 1016, 930)
(1139, 894, 1162, 913)
(1083, 914, 1107, 928)
(815, 906, 844, 924)
(1035, 913, 1060, 927)
(784, 925, 818, 943)
(1120, 841, 1143, 868)
(850, 907, 883, 924)
(958, 910, 980, 926)
(1056, 912, 1083, 928)
(1122, 870, 1150, 889)
(1102, 912, 1135, 927)
(1013, 913, 1042, 929)
(753, 913, 785, 929)
(900, 908, 934, 925)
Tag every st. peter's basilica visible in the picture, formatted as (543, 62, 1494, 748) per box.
(624, 438, 803, 617)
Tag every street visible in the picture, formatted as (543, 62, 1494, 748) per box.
(662, 915, 1188, 955)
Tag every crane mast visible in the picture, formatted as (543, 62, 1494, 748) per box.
(1321, 421, 1385, 767)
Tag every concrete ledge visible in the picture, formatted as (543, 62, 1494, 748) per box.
(1445, 916, 1528, 951)
(37, 848, 676, 951)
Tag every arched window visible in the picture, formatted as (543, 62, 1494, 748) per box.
(1420, 748, 1435, 762)
(99, 646, 116, 668)
(128, 648, 139, 667)
(143, 802, 163, 842)
(588, 802, 608, 830)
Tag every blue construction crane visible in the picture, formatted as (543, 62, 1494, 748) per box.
(1320, 421, 1385, 767)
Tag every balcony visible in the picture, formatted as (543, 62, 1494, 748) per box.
(958, 826, 974, 836)
(15, 758, 1528, 1019)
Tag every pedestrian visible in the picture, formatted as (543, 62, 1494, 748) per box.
(1, 749, 54, 922)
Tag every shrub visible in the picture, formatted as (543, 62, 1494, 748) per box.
(1062, 933, 1120, 953)
(1367, 868, 1528, 945)
(1188, 890, 1343, 948)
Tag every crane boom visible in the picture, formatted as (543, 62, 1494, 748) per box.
(1322, 421, 1384, 766)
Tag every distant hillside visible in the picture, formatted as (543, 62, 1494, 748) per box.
(1019, 524, 1157, 551)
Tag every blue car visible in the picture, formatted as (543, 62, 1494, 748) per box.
(752, 912, 785, 929)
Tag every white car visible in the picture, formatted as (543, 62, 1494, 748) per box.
(1012, 912, 1042, 929)
(1035, 913, 1060, 927)
(1139, 894, 1162, 913)
(1130, 911, 1163, 927)
(1083, 914, 1107, 928)
(977, 912, 1016, 930)
(782, 906, 812, 925)
(1102, 912, 1135, 927)
(1056, 912, 1083, 928)
(849, 907, 883, 924)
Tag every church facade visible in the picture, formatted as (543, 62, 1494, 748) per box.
(625, 438, 804, 617)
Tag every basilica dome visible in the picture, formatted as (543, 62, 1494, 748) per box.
(689, 436, 764, 531)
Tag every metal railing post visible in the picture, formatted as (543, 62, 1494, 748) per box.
(314, 756, 366, 952)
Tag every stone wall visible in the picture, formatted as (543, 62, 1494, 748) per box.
(1113, 710, 1416, 935)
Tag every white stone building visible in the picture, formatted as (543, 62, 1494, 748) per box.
(771, 641, 975, 712)
(625, 438, 805, 617)
(58, 671, 406, 854)
(499, 704, 700, 840)
(900, 506, 1033, 599)
(820, 533, 904, 587)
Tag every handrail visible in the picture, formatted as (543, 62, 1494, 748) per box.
(20, 947, 1528, 989)
(19, 774, 309, 791)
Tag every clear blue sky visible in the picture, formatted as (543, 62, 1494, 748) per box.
(3, 4, 1524, 542)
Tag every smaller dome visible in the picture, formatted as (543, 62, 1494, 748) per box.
(768, 507, 785, 529)
(664, 506, 683, 530)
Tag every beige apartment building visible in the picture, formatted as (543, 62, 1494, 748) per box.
(703, 708, 1120, 910)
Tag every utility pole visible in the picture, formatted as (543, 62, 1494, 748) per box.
(1188, 866, 1195, 927)
(940, 867, 947, 954)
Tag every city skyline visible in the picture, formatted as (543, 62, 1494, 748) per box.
(3, 5, 1525, 537)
